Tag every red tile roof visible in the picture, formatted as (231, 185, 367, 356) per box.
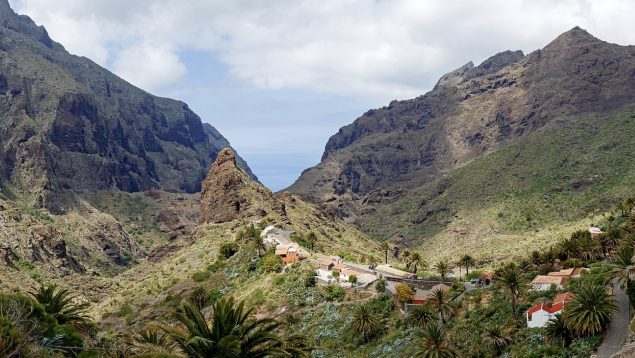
(527, 302, 565, 315)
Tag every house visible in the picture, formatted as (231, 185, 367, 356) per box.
(431, 283, 451, 293)
(480, 271, 495, 286)
(261, 226, 295, 245)
(526, 293, 572, 328)
(412, 290, 428, 305)
(548, 268, 586, 279)
(275, 244, 304, 265)
(588, 226, 603, 238)
(531, 275, 568, 291)
(376, 264, 416, 279)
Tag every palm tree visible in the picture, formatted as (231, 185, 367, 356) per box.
(29, 284, 90, 324)
(427, 289, 456, 325)
(482, 325, 512, 355)
(434, 260, 451, 281)
(611, 244, 635, 289)
(379, 242, 391, 264)
(162, 297, 284, 357)
(564, 283, 618, 337)
(459, 255, 475, 279)
(495, 262, 526, 315)
(279, 333, 312, 357)
(350, 304, 381, 343)
(544, 314, 570, 348)
(408, 304, 438, 328)
(410, 252, 427, 274)
(306, 232, 317, 252)
(129, 329, 178, 356)
(402, 250, 412, 270)
(557, 237, 581, 260)
(413, 324, 458, 358)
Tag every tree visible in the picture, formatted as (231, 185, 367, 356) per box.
(401, 250, 412, 270)
(263, 254, 282, 273)
(626, 197, 635, 214)
(413, 324, 458, 358)
(306, 232, 317, 252)
(162, 298, 287, 357)
(350, 304, 381, 343)
(611, 243, 635, 289)
(408, 304, 437, 328)
(427, 288, 456, 324)
(495, 262, 526, 315)
(410, 252, 427, 274)
(434, 260, 451, 281)
(482, 325, 512, 355)
(379, 242, 391, 264)
(395, 283, 415, 304)
(348, 275, 358, 285)
(375, 279, 387, 293)
(459, 255, 475, 279)
(29, 284, 90, 325)
(564, 282, 618, 337)
(189, 287, 214, 309)
(618, 201, 628, 217)
(238, 224, 265, 257)
(544, 314, 570, 348)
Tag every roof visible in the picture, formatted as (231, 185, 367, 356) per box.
(481, 271, 495, 279)
(548, 268, 585, 278)
(341, 268, 365, 277)
(554, 292, 573, 305)
(333, 263, 346, 271)
(531, 275, 567, 285)
(275, 246, 289, 255)
(527, 302, 565, 315)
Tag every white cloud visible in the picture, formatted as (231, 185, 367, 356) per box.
(9, 0, 635, 100)
(113, 44, 187, 91)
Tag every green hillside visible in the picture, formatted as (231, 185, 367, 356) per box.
(359, 107, 635, 252)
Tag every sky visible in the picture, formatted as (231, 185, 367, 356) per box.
(9, 0, 635, 191)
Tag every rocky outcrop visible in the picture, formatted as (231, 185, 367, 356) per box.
(200, 148, 279, 224)
(0, 1, 254, 213)
(287, 27, 635, 242)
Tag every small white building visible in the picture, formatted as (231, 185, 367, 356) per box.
(588, 226, 603, 238)
(526, 293, 571, 328)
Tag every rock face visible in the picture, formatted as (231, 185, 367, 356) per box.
(200, 148, 279, 224)
(0, 1, 254, 212)
(288, 27, 635, 240)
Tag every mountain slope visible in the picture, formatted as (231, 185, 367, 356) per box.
(0, 0, 253, 213)
(288, 27, 635, 252)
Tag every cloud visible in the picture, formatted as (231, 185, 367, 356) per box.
(9, 0, 635, 101)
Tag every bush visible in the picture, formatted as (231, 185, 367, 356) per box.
(304, 273, 317, 288)
(219, 242, 239, 259)
(191, 270, 211, 282)
(395, 283, 415, 303)
(348, 275, 358, 284)
(375, 279, 387, 293)
(263, 255, 282, 273)
(322, 285, 345, 302)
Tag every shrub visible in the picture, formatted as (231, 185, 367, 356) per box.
(348, 275, 358, 284)
(191, 270, 211, 282)
(304, 273, 317, 288)
(263, 255, 282, 273)
(322, 285, 345, 302)
(219, 242, 239, 259)
(375, 279, 387, 293)
(395, 283, 415, 303)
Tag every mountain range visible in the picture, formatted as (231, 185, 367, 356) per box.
(288, 26, 635, 257)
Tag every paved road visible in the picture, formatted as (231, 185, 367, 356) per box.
(597, 283, 630, 358)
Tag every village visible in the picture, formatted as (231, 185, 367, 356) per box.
(260, 223, 629, 336)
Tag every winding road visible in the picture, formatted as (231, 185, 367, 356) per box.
(596, 283, 630, 358)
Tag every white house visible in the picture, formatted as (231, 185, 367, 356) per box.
(526, 293, 572, 328)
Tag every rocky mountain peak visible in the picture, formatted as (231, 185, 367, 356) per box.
(200, 149, 281, 224)
(544, 26, 600, 51)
